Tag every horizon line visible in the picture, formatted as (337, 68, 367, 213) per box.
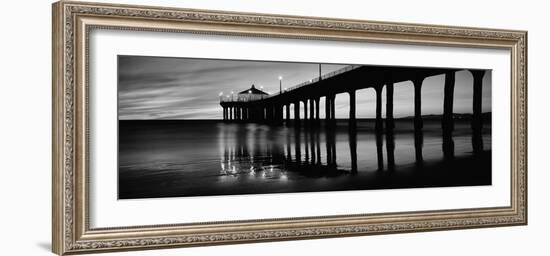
(119, 112, 492, 121)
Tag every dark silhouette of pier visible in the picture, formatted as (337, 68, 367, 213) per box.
(219, 65, 487, 137)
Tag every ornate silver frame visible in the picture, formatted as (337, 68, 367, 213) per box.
(52, 1, 527, 255)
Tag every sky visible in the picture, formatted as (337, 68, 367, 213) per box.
(118, 56, 491, 120)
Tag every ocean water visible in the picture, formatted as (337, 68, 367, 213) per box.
(118, 119, 491, 199)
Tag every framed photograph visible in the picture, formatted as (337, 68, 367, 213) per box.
(52, 1, 527, 255)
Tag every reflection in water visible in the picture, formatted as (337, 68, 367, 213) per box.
(414, 129, 424, 167)
(118, 119, 491, 199)
(442, 127, 455, 160)
(375, 129, 384, 171)
(348, 129, 358, 174)
(385, 127, 396, 171)
(472, 125, 484, 154)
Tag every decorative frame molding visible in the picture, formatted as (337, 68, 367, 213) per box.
(52, 1, 527, 255)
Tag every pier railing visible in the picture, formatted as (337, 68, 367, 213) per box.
(220, 65, 361, 103)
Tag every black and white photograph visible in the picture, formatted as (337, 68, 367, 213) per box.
(2, 0, 542, 254)
(118, 56, 492, 199)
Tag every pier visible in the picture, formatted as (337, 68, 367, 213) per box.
(220, 65, 486, 134)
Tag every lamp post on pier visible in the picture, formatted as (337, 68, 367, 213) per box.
(279, 76, 283, 94)
(260, 86, 264, 99)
